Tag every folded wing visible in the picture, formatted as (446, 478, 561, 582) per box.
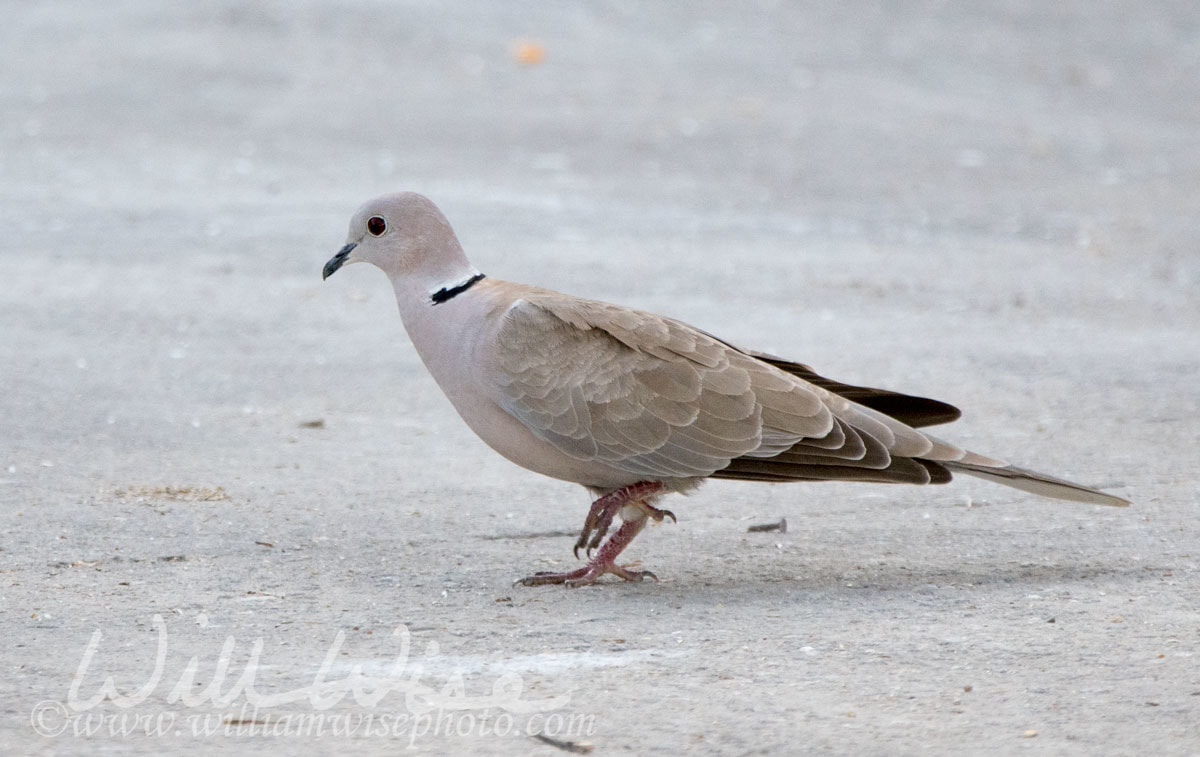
(492, 290, 1127, 505)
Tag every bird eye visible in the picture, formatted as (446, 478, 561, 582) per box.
(367, 216, 387, 236)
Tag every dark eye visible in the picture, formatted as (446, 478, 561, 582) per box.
(367, 216, 387, 236)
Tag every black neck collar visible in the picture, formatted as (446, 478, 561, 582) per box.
(430, 273, 486, 305)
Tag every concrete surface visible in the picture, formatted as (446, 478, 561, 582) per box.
(3, 1, 1199, 754)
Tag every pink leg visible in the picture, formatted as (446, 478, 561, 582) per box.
(518, 517, 656, 587)
(518, 481, 674, 587)
(573, 481, 670, 558)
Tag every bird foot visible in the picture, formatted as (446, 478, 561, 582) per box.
(515, 562, 658, 588)
(519, 512, 660, 588)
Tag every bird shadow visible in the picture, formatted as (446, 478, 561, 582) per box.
(644, 558, 1151, 606)
(499, 552, 1157, 609)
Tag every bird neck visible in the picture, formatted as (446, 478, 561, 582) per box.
(390, 254, 482, 319)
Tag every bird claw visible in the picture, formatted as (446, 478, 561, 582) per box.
(567, 567, 658, 587)
(522, 482, 672, 587)
(515, 564, 659, 588)
(606, 567, 657, 584)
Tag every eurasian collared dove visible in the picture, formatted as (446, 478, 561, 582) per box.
(322, 192, 1129, 587)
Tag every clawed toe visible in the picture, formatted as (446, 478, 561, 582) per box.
(514, 568, 587, 587)
(573, 526, 611, 559)
(516, 562, 658, 588)
(605, 565, 658, 583)
(522, 482, 673, 588)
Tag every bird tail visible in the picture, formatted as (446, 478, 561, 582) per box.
(943, 461, 1129, 507)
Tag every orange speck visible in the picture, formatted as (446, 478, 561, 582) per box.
(514, 41, 546, 65)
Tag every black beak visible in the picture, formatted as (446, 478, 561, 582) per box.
(322, 243, 356, 280)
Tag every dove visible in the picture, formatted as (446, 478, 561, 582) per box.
(322, 192, 1129, 587)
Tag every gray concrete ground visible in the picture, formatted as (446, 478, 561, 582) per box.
(3, 1, 1199, 754)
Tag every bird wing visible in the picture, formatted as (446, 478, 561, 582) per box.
(491, 291, 962, 482)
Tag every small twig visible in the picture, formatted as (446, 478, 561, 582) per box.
(479, 530, 579, 541)
(747, 517, 787, 533)
(532, 732, 594, 754)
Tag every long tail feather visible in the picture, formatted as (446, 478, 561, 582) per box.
(944, 461, 1129, 506)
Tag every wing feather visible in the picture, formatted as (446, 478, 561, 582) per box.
(493, 292, 965, 484)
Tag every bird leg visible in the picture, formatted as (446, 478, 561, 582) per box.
(517, 481, 673, 587)
(518, 517, 656, 587)
(573, 481, 670, 558)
